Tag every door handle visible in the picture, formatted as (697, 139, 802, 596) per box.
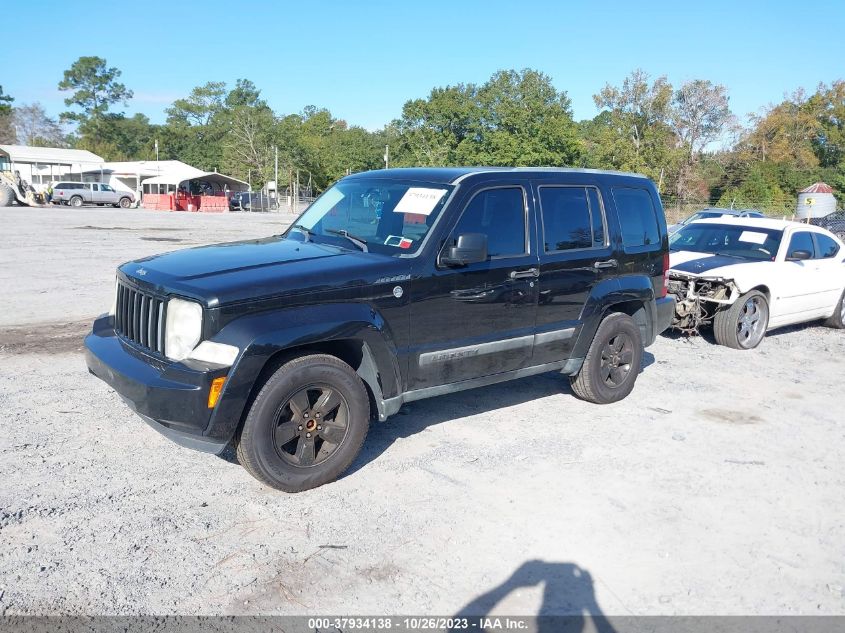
(509, 267, 539, 280)
(594, 259, 618, 269)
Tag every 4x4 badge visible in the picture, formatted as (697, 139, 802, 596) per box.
(393, 286, 403, 298)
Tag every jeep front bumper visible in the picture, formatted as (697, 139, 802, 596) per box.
(84, 314, 230, 454)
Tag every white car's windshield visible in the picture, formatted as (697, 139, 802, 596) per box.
(670, 223, 783, 261)
(290, 179, 453, 255)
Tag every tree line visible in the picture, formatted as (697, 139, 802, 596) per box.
(1, 56, 843, 213)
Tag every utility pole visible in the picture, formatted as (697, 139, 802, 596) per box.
(384, 145, 389, 169)
(274, 146, 279, 211)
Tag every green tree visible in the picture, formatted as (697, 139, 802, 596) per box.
(0, 85, 14, 143)
(810, 80, 845, 168)
(590, 69, 676, 173)
(472, 69, 581, 166)
(0, 85, 13, 114)
(58, 56, 133, 127)
(672, 80, 735, 161)
(166, 81, 226, 126)
(226, 79, 263, 109)
(394, 83, 479, 165)
(75, 113, 157, 160)
(393, 68, 581, 168)
(588, 69, 684, 199)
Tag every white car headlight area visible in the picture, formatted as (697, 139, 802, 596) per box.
(187, 341, 240, 366)
(165, 298, 203, 361)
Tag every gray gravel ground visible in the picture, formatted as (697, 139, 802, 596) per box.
(1, 205, 844, 616)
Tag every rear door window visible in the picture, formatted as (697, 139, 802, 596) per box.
(612, 187, 661, 248)
(539, 186, 606, 252)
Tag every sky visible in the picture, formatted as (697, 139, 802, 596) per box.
(3, 0, 845, 131)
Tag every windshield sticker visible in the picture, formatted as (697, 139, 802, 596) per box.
(738, 230, 768, 244)
(384, 235, 414, 249)
(393, 188, 448, 216)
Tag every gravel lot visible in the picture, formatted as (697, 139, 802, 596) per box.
(1, 205, 844, 617)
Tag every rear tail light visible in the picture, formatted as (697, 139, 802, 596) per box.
(660, 251, 670, 298)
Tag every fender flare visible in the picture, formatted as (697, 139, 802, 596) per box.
(572, 276, 657, 356)
(203, 302, 403, 443)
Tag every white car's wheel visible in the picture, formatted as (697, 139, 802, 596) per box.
(824, 290, 845, 329)
(714, 290, 769, 350)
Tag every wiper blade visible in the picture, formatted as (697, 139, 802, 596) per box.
(325, 229, 368, 252)
(291, 224, 312, 242)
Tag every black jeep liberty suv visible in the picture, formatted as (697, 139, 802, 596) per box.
(85, 167, 675, 491)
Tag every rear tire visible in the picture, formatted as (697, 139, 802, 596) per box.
(570, 312, 643, 404)
(236, 354, 370, 492)
(70, 196, 83, 208)
(714, 290, 769, 349)
(824, 289, 845, 329)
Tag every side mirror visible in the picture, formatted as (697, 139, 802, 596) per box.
(440, 233, 488, 267)
(787, 249, 812, 261)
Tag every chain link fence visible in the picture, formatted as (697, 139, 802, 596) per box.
(660, 200, 804, 224)
(238, 193, 315, 215)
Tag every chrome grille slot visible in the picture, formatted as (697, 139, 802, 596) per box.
(115, 280, 165, 354)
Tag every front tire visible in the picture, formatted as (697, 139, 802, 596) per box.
(824, 289, 845, 329)
(236, 354, 370, 492)
(119, 197, 131, 209)
(714, 290, 769, 349)
(0, 183, 14, 206)
(570, 312, 643, 404)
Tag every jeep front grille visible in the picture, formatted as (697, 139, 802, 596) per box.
(115, 281, 165, 354)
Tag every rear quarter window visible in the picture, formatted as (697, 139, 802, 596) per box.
(612, 187, 661, 248)
(813, 233, 840, 259)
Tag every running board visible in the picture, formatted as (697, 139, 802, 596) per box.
(378, 357, 584, 420)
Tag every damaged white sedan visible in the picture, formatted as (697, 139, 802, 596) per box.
(667, 217, 845, 349)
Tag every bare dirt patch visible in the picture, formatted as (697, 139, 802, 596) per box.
(71, 226, 185, 232)
(697, 408, 765, 424)
(0, 320, 91, 355)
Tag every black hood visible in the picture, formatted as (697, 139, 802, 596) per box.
(119, 235, 408, 306)
(670, 254, 751, 275)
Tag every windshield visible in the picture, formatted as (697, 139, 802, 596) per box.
(290, 179, 453, 255)
(670, 223, 783, 261)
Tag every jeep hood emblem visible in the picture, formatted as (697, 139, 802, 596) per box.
(136, 267, 147, 276)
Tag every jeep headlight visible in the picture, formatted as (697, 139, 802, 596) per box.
(109, 278, 118, 316)
(165, 298, 203, 361)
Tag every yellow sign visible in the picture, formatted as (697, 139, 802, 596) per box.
(805, 197, 815, 206)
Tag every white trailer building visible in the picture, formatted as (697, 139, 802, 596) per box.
(0, 144, 105, 189)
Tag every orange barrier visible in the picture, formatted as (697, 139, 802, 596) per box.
(142, 193, 174, 211)
(198, 195, 229, 212)
(144, 193, 230, 213)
